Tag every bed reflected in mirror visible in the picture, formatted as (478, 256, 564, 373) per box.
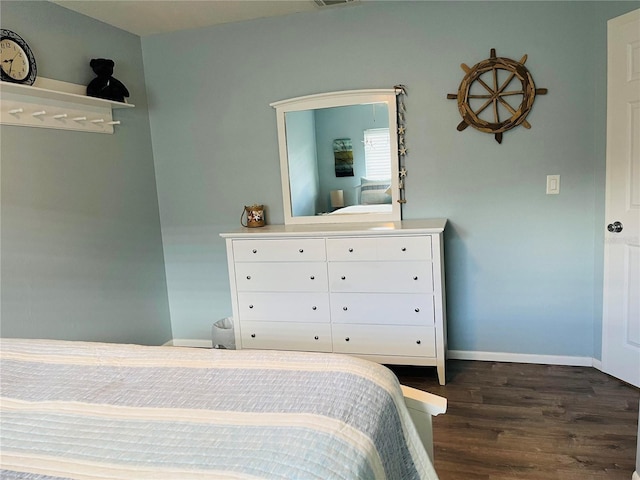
(271, 89, 401, 225)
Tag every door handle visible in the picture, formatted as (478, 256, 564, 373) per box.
(607, 221, 623, 233)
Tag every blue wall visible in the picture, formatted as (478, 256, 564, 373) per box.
(0, 1, 172, 345)
(285, 109, 319, 216)
(142, 1, 637, 356)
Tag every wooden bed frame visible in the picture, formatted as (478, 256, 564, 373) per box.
(401, 385, 447, 462)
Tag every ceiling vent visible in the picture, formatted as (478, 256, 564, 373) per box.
(314, 0, 354, 7)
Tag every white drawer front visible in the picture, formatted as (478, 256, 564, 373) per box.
(332, 324, 435, 357)
(240, 321, 332, 352)
(235, 262, 328, 292)
(233, 238, 326, 262)
(328, 261, 433, 293)
(330, 293, 434, 326)
(326, 236, 432, 261)
(238, 292, 330, 323)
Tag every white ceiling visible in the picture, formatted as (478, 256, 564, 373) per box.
(51, 0, 357, 37)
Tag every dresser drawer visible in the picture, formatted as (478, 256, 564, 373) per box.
(332, 324, 435, 357)
(235, 262, 328, 292)
(326, 236, 432, 261)
(330, 293, 434, 326)
(328, 261, 433, 293)
(233, 238, 326, 262)
(240, 321, 332, 352)
(237, 292, 330, 323)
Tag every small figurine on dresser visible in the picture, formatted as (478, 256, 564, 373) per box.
(86, 58, 129, 103)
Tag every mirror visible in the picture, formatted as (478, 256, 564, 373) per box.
(271, 89, 401, 225)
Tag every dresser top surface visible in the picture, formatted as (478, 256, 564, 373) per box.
(220, 219, 447, 239)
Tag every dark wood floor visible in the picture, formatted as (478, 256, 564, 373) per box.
(391, 360, 639, 480)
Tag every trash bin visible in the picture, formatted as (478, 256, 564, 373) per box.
(212, 317, 235, 349)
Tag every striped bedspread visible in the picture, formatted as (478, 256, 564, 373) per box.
(0, 339, 439, 480)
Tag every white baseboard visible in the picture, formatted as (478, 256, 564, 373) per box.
(447, 350, 595, 367)
(163, 339, 213, 348)
(632, 471, 639, 480)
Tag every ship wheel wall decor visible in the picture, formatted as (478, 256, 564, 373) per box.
(447, 48, 548, 144)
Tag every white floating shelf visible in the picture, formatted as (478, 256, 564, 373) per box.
(0, 77, 134, 134)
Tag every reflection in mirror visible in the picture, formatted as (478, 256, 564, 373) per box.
(271, 90, 400, 225)
(285, 103, 390, 216)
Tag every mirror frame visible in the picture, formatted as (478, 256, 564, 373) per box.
(271, 89, 401, 225)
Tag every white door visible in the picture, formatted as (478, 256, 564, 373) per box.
(602, 8, 640, 388)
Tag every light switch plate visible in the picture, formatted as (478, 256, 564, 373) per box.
(546, 175, 560, 194)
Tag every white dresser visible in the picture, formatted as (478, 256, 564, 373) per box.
(221, 219, 448, 384)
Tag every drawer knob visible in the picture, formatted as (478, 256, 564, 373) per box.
(299, 249, 304, 253)
(249, 304, 254, 309)
(312, 306, 317, 311)
(314, 336, 319, 340)
(252, 249, 257, 254)
(251, 334, 256, 338)
(413, 276, 418, 281)
(343, 306, 348, 311)
(414, 308, 420, 313)
(310, 275, 315, 280)
(341, 276, 346, 280)
(416, 340, 421, 345)
(401, 247, 407, 252)
(348, 248, 354, 253)
(246, 275, 252, 280)
(345, 337, 350, 342)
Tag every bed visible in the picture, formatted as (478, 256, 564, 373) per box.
(0, 338, 446, 479)
(329, 204, 393, 215)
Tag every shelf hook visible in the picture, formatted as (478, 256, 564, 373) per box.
(72, 116, 87, 122)
(53, 113, 68, 119)
(107, 121, 121, 125)
(8, 108, 24, 114)
(32, 110, 47, 117)
(90, 119, 105, 124)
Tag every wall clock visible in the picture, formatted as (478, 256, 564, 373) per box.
(1, 29, 37, 86)
(447, 48, 547, 144)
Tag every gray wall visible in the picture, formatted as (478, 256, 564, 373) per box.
(0, 1, 172, 345)
(142, 1, 637, 353)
